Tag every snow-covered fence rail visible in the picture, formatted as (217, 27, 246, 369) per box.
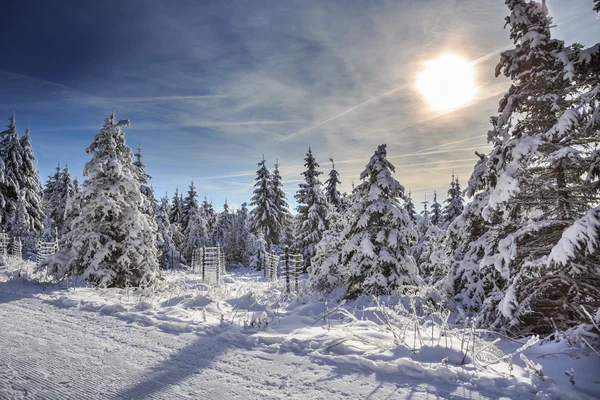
(264, 252, 280, 281)
(282, 248, 302, 293)
(191, 246, 224, 284)
(36, 237, 59, 267)
(0, 232, 8, 258)
(11, 237, 22, 259)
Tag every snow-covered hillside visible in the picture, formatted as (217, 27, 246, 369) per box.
(1, 261, 598, 399)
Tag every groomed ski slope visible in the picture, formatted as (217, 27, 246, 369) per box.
(1, 265, 598, 399)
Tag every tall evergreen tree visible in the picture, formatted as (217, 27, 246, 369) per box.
(43, 163, 62, 229)
(156, 194, 181, 269)
(229, 202, 251, 266)
(0, 112, 23, 228)
(270, 160, 292, 245)
(169, 187, 184, 225)
(442, 175, 464, 227)
(417, 195, 431, 236)
(17, 127, 44, 233)
(405, 191, 418, 226)
(45, 113, 159, 288)
(430, 190, 443, 227)
(133, 144, 156, 216)
(248, 157, 278, 247)
(447, 0, 600, 335)
(183, 208, 210, 260)
(342, 144, 419, 297)
(201, 196, 217, 236)
(181, 181, 199, 232)
(295, 148, 328, 271)
(325, 158, 343, 212)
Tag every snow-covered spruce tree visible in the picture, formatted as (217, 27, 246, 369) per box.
(44, 163, 76, 237)
(229, 202, 251, 267)
(201, 196, 217, 237)
(430, 190, 443, 227)
(248, 157, 278, 247)
(0, 112, 23, 228)
(448, 1, 600, 335)
(169, 187, 184, 225)
(183, 208, 210, 260)
(325, 158, 343, 213)
(42, 163, 62, 229)
(419, 225, 448, 284)
(44, 113, 159, 288)
(309, 202, 347, 295)
(417, 195, 431, 236)
(295, 148, 329, 271)
(442, 175, 464, 228)
(132, 144, 157, 217)
(405, 191, 418, 227)
(342, 144, 420, 297)
(211, 201, 234, 263)
(18, 128, 44, 233)
(156, 194, 181, 269)
(412, 195, 432, 275)
(270, 160, 292, 246)
(181, 181, 199, 233)
(249, 230, 267, 270)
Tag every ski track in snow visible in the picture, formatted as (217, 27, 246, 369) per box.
(0, 284, 505, 400)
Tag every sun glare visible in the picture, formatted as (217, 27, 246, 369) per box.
(416, 54, 476, 111)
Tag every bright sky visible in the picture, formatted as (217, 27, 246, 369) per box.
(1, 0, 599, 211)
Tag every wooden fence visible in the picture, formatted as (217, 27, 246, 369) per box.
(264, 247, 303, 293)
(191, 246, 225, 284)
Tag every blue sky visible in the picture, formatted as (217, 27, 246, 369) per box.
(1, 0, 599, 212)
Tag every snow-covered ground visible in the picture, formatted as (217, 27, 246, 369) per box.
(1, 260, 598, 399)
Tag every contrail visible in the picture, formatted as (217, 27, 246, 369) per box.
(110, 95, 229, 103)
(414, 134, 487, 154)
(278, 48, 510, 142)
(278, 84, 407, 142)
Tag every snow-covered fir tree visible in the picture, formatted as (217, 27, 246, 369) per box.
(442, 175, 464, 228)
(181, 181, 199, 233)
(132, 144, 157, 217)
(249, 230, 267, 270)
(17, 127, 44, 234)
(43, 163, 78, 236)
(270, 160, 292, 246)
(248, 157, 278, 247)
(295, 148, 329, 271)
(404, 191, 418, 227)
(309, 202, 347, 295)
(430, 190, 443, 227)
(228, 202, 252, 267)
(201, 196, 217, 236)
(417, 195, 431, 236)
(211, 201, 234, 263)
(169, 187, 184, 225)
(183, 207, 210, 260)
(42, 164, 62, 228)
(447, 0, 600, 335)
(45, 113, 159, 288)
(156, 194, 181, 269)
(324, 158, 344, 213)
(342, 144, 420, 297)
(0, 112, 23, 228)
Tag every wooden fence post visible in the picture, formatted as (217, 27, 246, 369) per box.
(216, 245, 221, 283)
(295, 255, 299, 293)
(202, 246, 206, 282)
(285, 247, 290, 293)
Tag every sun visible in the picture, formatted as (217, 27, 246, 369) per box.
(416, 54, 476, 111)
